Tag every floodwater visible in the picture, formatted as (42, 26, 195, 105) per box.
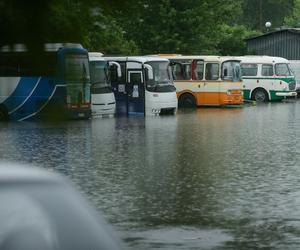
(1, 100, 300, 249)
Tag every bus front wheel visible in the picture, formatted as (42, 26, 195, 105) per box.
(178, 93, 196, 108)
(252, 89, 269, 102)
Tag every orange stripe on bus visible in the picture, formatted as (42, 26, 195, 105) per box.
(178, 91, 243, 106)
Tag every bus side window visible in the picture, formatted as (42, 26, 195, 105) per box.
(205, 63, 219, 80)
(241, 64, 258, 76)
(183, 64, 191, 80)
(261, 64, 274, 76)
(193, 60, 204, 80)
(170, 63, 184, 80)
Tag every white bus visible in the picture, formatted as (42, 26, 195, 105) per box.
(89, 52, 121, 117)
(103, 56, 178, 116)
(239, 56, 297, 102)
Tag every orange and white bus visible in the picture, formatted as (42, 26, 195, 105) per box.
(159, 55, 244, 108)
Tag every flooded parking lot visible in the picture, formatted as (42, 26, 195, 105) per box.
(1, 100, 300, 249)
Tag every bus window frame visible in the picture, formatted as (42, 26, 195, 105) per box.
(170, 62, 185, 80)
(192, 60, 204, 80)
(205, 62, 219, 81)
(241, 63, 258, 77)
(275, 63, 292, 76)
(221, 60, 241, 81)
(261, 64, 274, 77)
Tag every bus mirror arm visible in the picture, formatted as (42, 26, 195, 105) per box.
(109, 61, 122, 77)
(144, 64, 154, 80)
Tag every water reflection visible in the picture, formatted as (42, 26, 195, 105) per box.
(1, 100, 300, 249)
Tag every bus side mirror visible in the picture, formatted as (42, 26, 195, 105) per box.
(109, 61, 122, 77)
(144, 64, 154, 80)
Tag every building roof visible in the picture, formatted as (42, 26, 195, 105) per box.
(246, 28, 300, 41)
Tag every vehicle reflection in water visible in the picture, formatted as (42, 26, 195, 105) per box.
(0, 100, 300, 249)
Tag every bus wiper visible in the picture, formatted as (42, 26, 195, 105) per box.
(159, 81, 171, 85)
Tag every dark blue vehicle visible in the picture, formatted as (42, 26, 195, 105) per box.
(0, 43, 91, 121)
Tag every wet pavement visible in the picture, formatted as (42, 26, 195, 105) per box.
(1, 99, 300, 249)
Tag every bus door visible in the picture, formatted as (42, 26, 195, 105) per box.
(191, 60, 205, 105)
(204, 62, 220, 105)
(127, 70, 145, 115)
(109, 61, 127, 116)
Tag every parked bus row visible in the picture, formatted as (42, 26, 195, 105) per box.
(0, 43, 297, 121)
(158, 54, 297, 107)
(0, 44, 178, 121)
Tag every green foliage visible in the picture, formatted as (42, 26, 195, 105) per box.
(216, 24, 261, 55)
(284, 0, 300, 26)
(241, 0, 294, 31)
(111, 0, 243, 55)
(0, 0, 298, 56)
(86, 10, 139, 54)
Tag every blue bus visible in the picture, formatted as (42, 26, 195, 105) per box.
(0, 43, 91, 121)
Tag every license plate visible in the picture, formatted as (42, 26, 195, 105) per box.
(78, 113, 85, 117)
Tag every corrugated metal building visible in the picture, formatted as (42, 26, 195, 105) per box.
(246, 28, 300, 60)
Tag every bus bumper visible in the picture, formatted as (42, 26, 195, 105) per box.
(146, 92, 178, 115)
(276, 91, 297, 97)
(68, 108, 91, 120)
(146, 102, 178, 115)
(223, 91, 244, 105)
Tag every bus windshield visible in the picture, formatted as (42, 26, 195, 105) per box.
(275, 63, 292, 76)
(65, 53, 90, 105)
(65, 54, 90, 82)
(222, 60, 241, 81)
(145, 61, 175, 92)
(90, 61, 111, 94)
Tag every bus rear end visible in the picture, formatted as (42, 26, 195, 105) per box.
(220, 59, 244, 106)
(62, 48, 91, 119)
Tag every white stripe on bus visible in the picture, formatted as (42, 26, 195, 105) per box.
(18, 85, 65, 121)
(9, 77, 42, 115)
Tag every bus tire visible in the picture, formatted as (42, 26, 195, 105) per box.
(0, 106, 8, 121)
(252, 88, 269, 102)
(178, 93, 196, 108)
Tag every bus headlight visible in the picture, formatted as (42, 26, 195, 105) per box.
(227, 89, 242, 95)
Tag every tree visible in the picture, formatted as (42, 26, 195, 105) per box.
(111, 0, 243, 54)
(284, 0, 300, 26)
(241, 0, 294, 31)
(0, 0, 138, 54)
(216, 24, 261, 55)
(86, 8, 139, 54)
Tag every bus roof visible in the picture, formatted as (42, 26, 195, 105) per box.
(0, 43, 83, 52)
(102, 56, 169, 63)
(157, 55, 240, 63)
(89, 52, 105, 61)
(237, 55, 290, 64)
